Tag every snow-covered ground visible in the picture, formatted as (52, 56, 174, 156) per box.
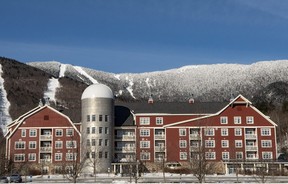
(0, 64, 12, 133)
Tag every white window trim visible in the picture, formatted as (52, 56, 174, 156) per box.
(156, 117, 164, 125)
(234, 116, 242, 124)
(180, 152, 188, 160)
(205, 152, 216, 160)
(140, 129, 150, 137)
(55, 153, 63, 161)
(179, 129, 186, 136)
(14, 154, 25, 162)
(246, 116, 254, 124)
(179, 140, 187, 148)
(220, 116, 228, 124)
(139, 117, 150, 125)
(261, 128, 271, 136)
(28, 153, 36, 161)
(222, 152, 229, 160)
(221, 140, 229, 148)
(205, 140, 215, 148)
(235, 140, 243, 148)
(29, 141, 37, 149)
(261, 140, 272, 148)
(221, 128, 229, 136)
(262, 152, 273, 159)
(140, 141, 150, 148)
(55, 141, 63, 149)
(55, 129, 63, 137)
(234, 128, 242, 136)
(29, 129, 37, 137)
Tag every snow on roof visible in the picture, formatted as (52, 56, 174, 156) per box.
(81, 83, 114, 99)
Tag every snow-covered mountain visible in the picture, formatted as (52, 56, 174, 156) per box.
(1, 57, 288, 134)
(28, 60, 288, 103)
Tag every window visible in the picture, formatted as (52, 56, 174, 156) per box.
(99, 151, 103, 158)
(246, 116, 254, 124)
(179, 140, 187, 148)
(205, 128, 215, 136)
(261, 128, 271, 136)
(205, 152, 216, 160)
(15, 141, 25, 149)
(234, 116, 241, 124)
(180, 152, 187, 160)
(222, 152, 229, 160)
(21, 129, 26, 137)
(92, 139, 96, 146)
(140, 129, 150, 137)
(86, 127, 90, 134)
(99, 139, 102, 146)
(99, 127, 103, 134)
(92, 115, 96, 121)
(66, 141, 77, 148)
(29, 129, 37, 137)
(28, 153, 36, 161)
(140, 141, 150, 148)
(44, 115, 49, 120)
(236, 152, 243, 159)
(261, 140, 272, 148)
(14, 154, 25, 162)
(66, 153, 77, 161)
(235, 128, 242, 136)
(179, 129, 186, 136)
(156, 117, 163, 125)
(105, 139, 109, 146)
(29, 141, 36, 149)
(221, 128, 228, 136)
(87, 115, 90, 122)
(262, 152, 273, 159)
(55, 129, 63, 137)
(105, 127, 109, 134)
(99, 115, 103, 122)
(140, 117, 150, 125)
(220, 116, 228, 124)
(55, 141, 63, 149)
(105, 115, 109, 122)
(91, 152, 95, 159)
(105, 151, 108, 158)
(221, 140, 229, 148)
(205, 140, 215, 148)
(235, 140, 242, 148)
(66, 129, 74, 136)
(140, 152, 150, 160)
(55, 153, 62, 161)
(86, 139, 90, 146)
(91, 127, 96, 134)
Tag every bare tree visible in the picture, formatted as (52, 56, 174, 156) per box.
(61, 135, 86, 183)
(189, 127, 216, 183)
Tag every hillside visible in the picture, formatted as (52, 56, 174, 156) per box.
(1, 57, 288, 134)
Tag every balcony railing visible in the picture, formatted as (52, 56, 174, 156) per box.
(115, 135, 135, 140)
(190, 134, 201, 140)
(155, 146, 165, 152)
(154, 134, 165, 139)
(246, 146, 257, 151)
(115, 147, 136, 152)
(40, 135, 52, 140)
(40, 159, 51, 163)
(245, 134, 257, 139)
(40, 147, 52, 152)
(190, 146, 200, 152)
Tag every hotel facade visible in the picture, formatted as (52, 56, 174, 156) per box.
(5, 84, 282, 174)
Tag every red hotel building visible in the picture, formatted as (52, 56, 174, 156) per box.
(5, 83, 280, 175)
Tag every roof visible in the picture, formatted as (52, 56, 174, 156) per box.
(114, 105, 134, 126)
(81, 83, 114, 99)
(115, 101, 228, 114)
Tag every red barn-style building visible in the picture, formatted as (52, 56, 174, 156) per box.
(5, 105, 81, 174)
(5, 89, 281, 175)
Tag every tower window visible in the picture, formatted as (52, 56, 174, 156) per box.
(99, 115, 103, 122)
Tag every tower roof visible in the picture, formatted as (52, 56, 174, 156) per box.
(81, 84, 114, 100)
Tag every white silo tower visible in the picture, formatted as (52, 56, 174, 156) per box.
(81, 84, 114, 173)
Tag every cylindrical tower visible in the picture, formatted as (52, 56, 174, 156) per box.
(81, 84, 114, 173)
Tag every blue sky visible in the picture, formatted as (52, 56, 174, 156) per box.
(1, 0, 288, 73)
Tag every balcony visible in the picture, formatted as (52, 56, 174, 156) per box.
(245, 134, 257, 139)
(246, 146, 257, 151)
(40, 135, 52, 140)
(115, 147, 136, 153)
(190, 146, 200, 152)
(154, 134, 165, 140)
(190, 134, 201, 140)
(40, 147, 52, 152)
(115, 135, 135, 141)
(40, 159, 51, 163)
(155, 146, 165, 152)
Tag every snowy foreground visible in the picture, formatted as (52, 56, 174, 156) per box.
(17, 173, 288, 183)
